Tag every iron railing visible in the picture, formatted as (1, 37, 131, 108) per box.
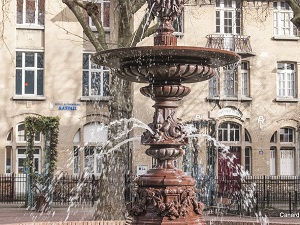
(1, 173, 300, 212)
(206, 34, 253, 54)
(0, 173, 99, 205)
(200, 175, 300, 213)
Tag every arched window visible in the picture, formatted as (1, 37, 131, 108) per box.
(218, 122, 240, 142)
(270, 127, 296, 176)
(244, 128, 252, 174)
(73, 122, 108, 175)
(16, 122, 41, 143)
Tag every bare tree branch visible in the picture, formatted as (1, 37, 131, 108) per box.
(128, 12, 157, 47)
(62, 0, 104, 51)
(286, 0, 300, 30)
(117, 1, 133, 47)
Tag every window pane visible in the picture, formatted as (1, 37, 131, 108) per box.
(17, 124, 25, 142)
(16, 52, 22, 67)
(38, 0, 45, 25)
(17, 0, 24, 24)
(26, 0, 36, 24)
(6, 147, 12, 174)
(103, 71, 109, 96)
(91, 72, 101, 95)
(25, 52, 34, 67)
(37, 70, 43, 95)
(37, 52, 44, 68)
(103, 2, 110, 28)
(25, 70, 35, 94)
(83, 71, 89, 96)
(83, 53, 89, 70)
(74, 147, 80, 174)
(16, 69, 22, 95)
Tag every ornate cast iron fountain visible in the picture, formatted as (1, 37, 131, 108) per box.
(93, 0, 240, 224)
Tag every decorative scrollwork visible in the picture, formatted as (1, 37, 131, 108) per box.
(129, 186, 205, 220)
(142, 110, 188, 145)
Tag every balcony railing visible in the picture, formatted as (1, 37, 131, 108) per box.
(206, 34, 253, 55)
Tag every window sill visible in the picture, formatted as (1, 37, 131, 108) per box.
(91, 27, 110, 33)
(80, 96, 111, 102)
(275, 97, 299, 102)
(206, 96, 252, 101)
(13, 96, 46, 101)
(16, 25, 45, 30)
(173, 32, 184, 38)
(272, 36, 299, 41)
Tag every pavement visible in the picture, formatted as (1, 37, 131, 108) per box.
(1, 204, 300, 225)
(0, 204, 94, 224)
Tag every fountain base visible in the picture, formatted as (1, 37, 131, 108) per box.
(129, 168, 206, 225)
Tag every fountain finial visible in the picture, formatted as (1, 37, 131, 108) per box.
(147, 0, 185, 46)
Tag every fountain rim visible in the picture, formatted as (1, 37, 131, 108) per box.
(92, 45, 241, 68)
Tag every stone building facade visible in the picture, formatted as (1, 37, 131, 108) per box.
(132, 0, 300, 178)
(0, 0, 299, 181)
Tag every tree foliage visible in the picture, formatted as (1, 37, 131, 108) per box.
(25, 116, 60, 186)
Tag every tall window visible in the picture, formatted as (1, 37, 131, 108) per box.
(280, 127, 294, 142)
(270, 128, 296, 176)
(218, 122, 240, 142)
(216, 0, 241, 34)
(84, 146, 103, 174)
(245, 147, 251, 174)
(16, 51, 44, 97)
(241, 61, 250, 97)
(83, 53, 109, 97)
(16, 122, 41, 143)
(17, 0, 45, 26)
(173, 13, 184, 35)
(270, 147, 276, 175)
(73, 123, 108, 175)
(208, 73, 219, 97)
(277, 62, 296, 98)
(223, 65, 237, 97)
(85, 0, 110, 31)
(273, 1, 298, 36)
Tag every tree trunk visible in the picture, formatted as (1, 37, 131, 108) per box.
(94, 73, 133, 220)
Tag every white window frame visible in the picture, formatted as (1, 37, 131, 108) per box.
(223, 65, 237, 97)
(209, 73, 219, 97)
(270, 147, 276, 176)
(273, 1, 298, 37)
(276, 62, 296, 98)
(16, 122, 41, 143)
(280, 148, 295, 176)
(82, 53, 109, 97)
(280, 127, 295, 143)
(84, 146, 103, 175)
(17, 148, 41, 174)
(16, 51, 44, 97)
(241, 61, 250, 97)
(5, 147, 12, 174)
(16, 0, 45, 28)
(173, 13, 184, 37)
(245, 147, 251, 174)
(218, 122, 241, 142)
(216, 0, 241, 34)
(86, 0, 110, 32)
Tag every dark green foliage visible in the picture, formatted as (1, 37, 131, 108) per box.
(25, 116, 60, 192)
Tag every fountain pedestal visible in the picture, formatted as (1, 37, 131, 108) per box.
(128, 83, 205, 224)
(93, 0, 240, 224)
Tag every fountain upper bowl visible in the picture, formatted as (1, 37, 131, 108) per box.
(93, 46, 240, 84)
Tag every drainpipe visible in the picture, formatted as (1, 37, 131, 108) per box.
(298, 127, 300, 176)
